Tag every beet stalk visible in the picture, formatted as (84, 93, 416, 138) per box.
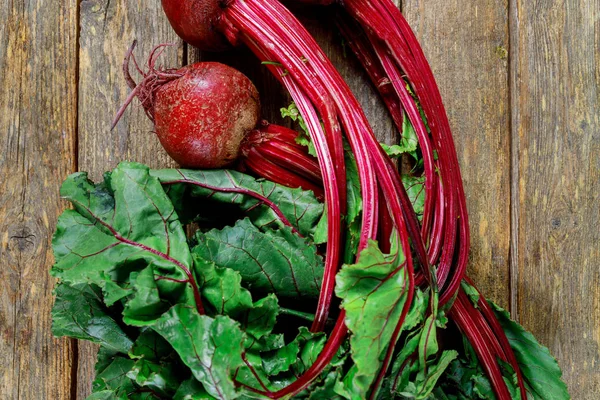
(161, 0, 423, 396)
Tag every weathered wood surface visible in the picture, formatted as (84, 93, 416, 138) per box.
(0, 0, 78, 399)
(0, 0, 598, 398)
(511, 0, 600, 398)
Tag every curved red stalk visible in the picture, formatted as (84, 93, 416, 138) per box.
(332, 3, 529, 398)
(284, 78, 344, 332)
(465, 277, 528, 399)
(226, 2, 352, 335)
(244, 147, 325, 199)
(252, 141, 322, 183)
(451, 293, 513, 399)
(335, 15, 438, 252)
(219, 0, 420, 396)
(258, 121, 300, 142)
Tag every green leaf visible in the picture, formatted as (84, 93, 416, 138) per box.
(86, 391, 123, 400)
(261, 340, 301, 376)
(380, 112, 419, 160)
(388, 332, 421, 396)
(192, 255, 253, 320)
(292, 327, 328, 376)
(307, 370, 346, 400)
(418, 314, 439, 369)
(461, 281, 480, 309)
(174, 379, 217, 399)
(96, 346, 122, 376)
(280, 103, 316, 157)
(52, 162, 196, 310)
(193, 253, 279, 339)
(123, 266, 170, 326)
(129, 330, 173, 362)
(335, 239, 409, 398)
(52, 282, 133, 353)
(92, 356, 136, 397)
(243, 294, 279, 340)
(126, 359, 180, 397)
(402, 175, 425, 221)
(152, 168, 323, 238)
(491, 302, 570, 400)
(413, 350, 458, 399)
(343, 147, 363, 263)
(151, 305, 245, 400)
(194, 219, 323, 300)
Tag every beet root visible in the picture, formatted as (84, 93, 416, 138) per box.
(114, 44, 260, 169)
(154, 62, 260, 168)
(161, 0, 230, 52)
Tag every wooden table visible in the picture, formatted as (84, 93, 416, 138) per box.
(1, 1, 598, 398)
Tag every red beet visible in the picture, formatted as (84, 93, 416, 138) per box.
(113, 44, 260, 169)
(154, 62, 260, 168)
(161, 0, 230, 52)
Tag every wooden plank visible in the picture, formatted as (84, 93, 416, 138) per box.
(511, 0, 600, 397)
(77, 1, 183, 396)
(403, 0, 512, 306)
(0, 0, 78, 399)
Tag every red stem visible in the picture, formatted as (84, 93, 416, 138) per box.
(222, 1, 418, 397)
(466, 277, 528, 399)
(244, 147, 325, 199)
(450, 293, 513, 400)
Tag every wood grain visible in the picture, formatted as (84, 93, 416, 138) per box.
(402, 0, 512, 307)
(0, 0, 597, 398)
(0, 0, 78, 399)
(77, 0, 182, 397)
(512, 0, 600, 397)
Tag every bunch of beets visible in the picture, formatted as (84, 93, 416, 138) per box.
(50, 1, 570, 399)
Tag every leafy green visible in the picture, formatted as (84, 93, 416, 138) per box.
(152, 168, 323, 238)
(52, 163, 196, 313)
(402, 175, 426, 221)
(461, 281, 481, 309)
(491, 302, 570, 400)
(175, 379, 216, 399)
(50, 162, 568, 400)
(52, 282, 133, 353)
(151, 306, 245, 399)
(380, 112, 419, 160)
(126, 358, 180, 397)
(92, 357, 136, 398)
(280, 103, 316, 157)
(335, 238, 409, 398)
(193, 219, 323, 299)
(129, 330, 172, 362)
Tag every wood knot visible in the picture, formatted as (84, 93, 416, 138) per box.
(9, 226, 37, 252)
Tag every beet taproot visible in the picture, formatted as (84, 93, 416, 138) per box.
(161, 0, 230, 52)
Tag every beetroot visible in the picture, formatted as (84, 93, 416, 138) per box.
(114, 44, 260, 169)
(113, 43, 328, 200)
(161, 0, 230, 52)
(154, 62, 260, 168)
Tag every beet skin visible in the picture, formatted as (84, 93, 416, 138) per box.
(154, 62, 260, 168)
(161, 0, 230, 52)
